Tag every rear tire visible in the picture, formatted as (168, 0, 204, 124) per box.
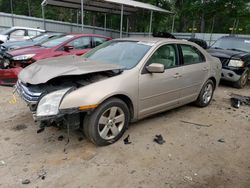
(195, 80, 215, 107)
(234, 70, 249, 89)
(83, 98, 130, 146)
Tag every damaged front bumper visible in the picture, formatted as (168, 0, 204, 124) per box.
(221, 66, 248, 82)
(0, 53, 22, 85)
(15, 81, 90, 129)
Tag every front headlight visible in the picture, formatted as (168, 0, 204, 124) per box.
(228, 60, 244, 67)
(12, 54, 35, 61)
(36, 88, 72, 117)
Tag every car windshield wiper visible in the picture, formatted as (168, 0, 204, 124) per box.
(227, 48, 247, 52)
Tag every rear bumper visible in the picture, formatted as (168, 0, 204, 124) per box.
(0, 67, 22, 85)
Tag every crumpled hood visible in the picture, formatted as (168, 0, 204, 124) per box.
(207, 48, 249, 59)
(18, 55, 124, 85)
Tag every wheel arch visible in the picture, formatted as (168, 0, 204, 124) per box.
(101, 94, 134, 121)
(208, 77, 217, 88)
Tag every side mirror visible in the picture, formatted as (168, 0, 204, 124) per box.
(64, 45, 74, 51)
(146, 63, 165, 73)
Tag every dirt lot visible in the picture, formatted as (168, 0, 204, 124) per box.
(0, 83, 249, 188)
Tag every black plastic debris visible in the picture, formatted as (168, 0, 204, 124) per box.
(231, 98, 241, 108)
(58, 135, 64, 141)
(123, 135, 132, 145)
(78, 137, 84, 142)
(230, 94, 250, 108)
(218, 138, 225, 143)
(154, 135, 165, 145)
(37, 128, 45, 134)
(22, 179, 30, 184)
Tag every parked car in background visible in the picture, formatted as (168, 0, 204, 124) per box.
(0, 32, 64, 52)
(188, 38, 208, 49)
(16, 38, 221, 146)
(0, 27, 45, 44)
(207, 36, 250, 88)
(0, 33, 111, 85)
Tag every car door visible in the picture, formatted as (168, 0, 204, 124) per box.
(66, 36, 92, 56)
(178, 44, 210, 104)
(138, 44, 183, 118)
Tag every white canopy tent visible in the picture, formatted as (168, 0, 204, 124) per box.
(41, 0, 173, 37)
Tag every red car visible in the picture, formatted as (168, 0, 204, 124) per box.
(0, 34, 111, 85)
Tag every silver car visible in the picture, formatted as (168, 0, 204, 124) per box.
(16, 38, 222, 146)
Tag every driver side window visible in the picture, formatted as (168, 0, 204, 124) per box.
(148, 44, 178, 69)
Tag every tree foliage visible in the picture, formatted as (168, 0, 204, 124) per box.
(0, 0, 250, 34)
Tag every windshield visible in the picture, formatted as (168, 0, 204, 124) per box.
(83, 41, 152, 69)
(212, 37, 250, 52)
(32, 34, 48, 42)
(41, 35, 73, 48)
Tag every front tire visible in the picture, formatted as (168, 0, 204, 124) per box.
(234, 70, 249, 89)
(195, 80, 215, 107)
(83, 98, 130, 146)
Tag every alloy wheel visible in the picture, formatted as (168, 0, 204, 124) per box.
(98, 106, 125, 140)
(202, 83, 213, 104)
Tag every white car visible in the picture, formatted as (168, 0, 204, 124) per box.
(0, 27, 45, 44)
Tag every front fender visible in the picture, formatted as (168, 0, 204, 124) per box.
(59, 70, 139, 118)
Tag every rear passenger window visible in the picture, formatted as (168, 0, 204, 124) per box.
(180, 45, 205, 65)
(92, 37, 107, 48)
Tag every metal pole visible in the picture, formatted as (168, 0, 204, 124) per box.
(81, 0, 84, 31)
(41, 5, 46, 30)
(27, 0, 31, 16)
(104, 13, 107, 31)
(126, 17, 129, 36)
(149, 11, 153, 37)
(120, 4, 124, 38)
(171, 14, 176, 33)
(10, 0, 14, 26)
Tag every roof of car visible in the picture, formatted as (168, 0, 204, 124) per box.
(69, 33, 110, 37)
(221, 36, 250, 40)
(11, 26, 45, 32)
(114, 37, 190, 44)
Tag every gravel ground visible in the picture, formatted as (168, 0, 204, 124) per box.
(0, 83, 249, 188)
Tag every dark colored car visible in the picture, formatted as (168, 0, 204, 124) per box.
(0, 32, 64, 52)
(0, 34, 111, 85)
(207, 36, 250, 88)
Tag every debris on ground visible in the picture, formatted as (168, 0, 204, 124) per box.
(22, 179, 30, 184)
(38, 171, 46, 180)
(184, 176, 193, 182)
(230, 93, 250, 108)
(231, 98, 241, 108)
(78, 137, 84, 142)
(154, 135, 165, 145)
(0, 160, 5, 166)
(37, 128, 45, 134)
(123, 135, 132, 145)
(58, 135, 64, 141)
(218, 138, 225, 143)
(12, 124, 27, 131)
(181, 120, 212, 128)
